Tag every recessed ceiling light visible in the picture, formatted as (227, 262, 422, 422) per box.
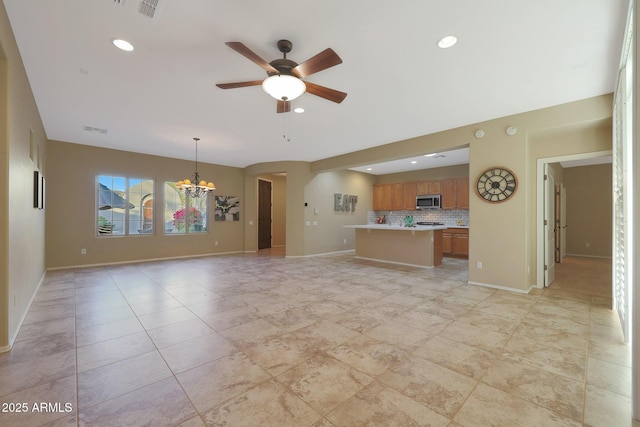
(294, 107, 305, 113)
(366, 168, 373, 171)
(112, 39, 134, 52)
(437, 35, 457, 49)
(411, 161, 418, 164)
(424, 153, 438, 157)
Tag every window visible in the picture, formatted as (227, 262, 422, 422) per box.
(97, 176, 154, 236)
(164, 182, 209, 234)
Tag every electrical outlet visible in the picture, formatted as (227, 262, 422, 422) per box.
(343, 239, 347, 244)
(81, 248, 87, 255)
(214, 241, 218, 246)
(585, 242, 590, 248)
(476, 261, 483, 270)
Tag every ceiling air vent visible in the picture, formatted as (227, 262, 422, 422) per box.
(138, 0, 160, 18)
(83, 125, 108, 135)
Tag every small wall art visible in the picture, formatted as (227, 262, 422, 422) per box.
(214, 195, 240, 221)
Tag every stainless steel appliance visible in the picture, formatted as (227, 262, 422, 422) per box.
(416, 194, 441, 209)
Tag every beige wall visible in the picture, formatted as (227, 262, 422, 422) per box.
(1, 3, 48, 350)
(564, 164, 612, 257)
(303, 170, 375, 255)
(244, 161, 315, 256)
(375, 164, 470, 184)
(46, 140, 245, 268)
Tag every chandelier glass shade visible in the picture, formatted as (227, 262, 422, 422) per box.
(262, 74, 306, 101)
(176, 138, 215, 198)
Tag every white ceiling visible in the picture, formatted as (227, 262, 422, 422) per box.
(349, 148, 469, 176)
(3, 0, 628, 172)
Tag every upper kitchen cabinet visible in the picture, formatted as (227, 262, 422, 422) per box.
(403, 182, 417, 210)
(441, 177, 469, 210)
(373, 183, 404, 211)
(416, 180, 441, 195)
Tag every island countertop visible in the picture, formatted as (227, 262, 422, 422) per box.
(343, 224, 444, 267)
(344, 224, 448, 231)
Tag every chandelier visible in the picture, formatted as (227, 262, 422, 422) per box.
(176, 137, 215, 198)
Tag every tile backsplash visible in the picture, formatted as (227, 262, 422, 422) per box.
(368, 210, 469, 227)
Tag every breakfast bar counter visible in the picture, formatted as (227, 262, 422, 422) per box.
(344, 224, 446, 268)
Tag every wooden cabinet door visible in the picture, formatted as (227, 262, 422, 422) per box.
(455, 177, 469, 209)
(416, 180, 441, 195)
(427, 180, 441, 194)
(403, 182, 417, 210)
(390, 183, 404, 210)
(453, 234, 469, 256)
(440, 179, 456, 209)
(373, 185, 390, 211)
(442, 232, 453, 255)
(416, 181, 428, 195)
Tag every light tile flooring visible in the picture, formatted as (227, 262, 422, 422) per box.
(0, 252, 636, 426)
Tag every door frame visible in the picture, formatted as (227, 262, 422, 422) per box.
(535, 150, 612, 288)
(257, 178, 273, 250)
(543, 163, 556, 286)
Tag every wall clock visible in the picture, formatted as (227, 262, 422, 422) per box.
(476, 167, 518, 203)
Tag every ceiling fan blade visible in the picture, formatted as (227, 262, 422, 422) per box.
(216, 80, 263, 89)
(304, 82, 347, 104)
(277, 100, 291, 114)
(292, 48, 342, 78)
(225, 42, 278, 73)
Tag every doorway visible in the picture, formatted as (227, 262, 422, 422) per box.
(536, 151, 612, 288)
(258, 179, 272, 250)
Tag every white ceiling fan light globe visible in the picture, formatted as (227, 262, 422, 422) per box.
(262, 74, 306, 101)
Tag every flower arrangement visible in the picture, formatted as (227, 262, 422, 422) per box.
(172, 207, 202, 231)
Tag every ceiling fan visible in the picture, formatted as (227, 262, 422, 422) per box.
(216, 40, 347, 113)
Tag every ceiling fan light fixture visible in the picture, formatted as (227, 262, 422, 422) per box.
(262, 74, 306, 101)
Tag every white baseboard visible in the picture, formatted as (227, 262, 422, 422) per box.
(7, 270, 47, 351)
(565, 253, 612, 260)
(46, 251, 244, 271)
(352, 255, 434, 269)
(285, 249, 355, 259)
(468, 280, 534, 294)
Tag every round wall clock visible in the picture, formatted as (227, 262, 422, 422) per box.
(476, 167, 518, 203)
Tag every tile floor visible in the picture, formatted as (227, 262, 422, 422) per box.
(0, 252, 636, 426)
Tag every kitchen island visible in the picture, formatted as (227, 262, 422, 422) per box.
(344, 224, 446, 268)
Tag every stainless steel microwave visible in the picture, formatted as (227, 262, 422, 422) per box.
(416, 194, 441, 209)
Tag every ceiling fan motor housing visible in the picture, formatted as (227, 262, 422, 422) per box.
(268, 58, 298, 77)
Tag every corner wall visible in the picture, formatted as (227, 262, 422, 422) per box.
(0, 2, 48, 350)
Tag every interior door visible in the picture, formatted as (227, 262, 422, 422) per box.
(258, 179, 272, 250)
(544, 164, 556, 286)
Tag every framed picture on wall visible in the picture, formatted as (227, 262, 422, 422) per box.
(40, 175, 45, 209)
(33, 170, 40, 208)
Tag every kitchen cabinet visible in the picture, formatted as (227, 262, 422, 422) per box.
(373, 183, 404, 211)
(374, 177, 467, 211)
(441, 177, 469, 210)
(372, 184, 389, 211)
(416, 180, 440, 195)
(403, 182, 417, 210)
(442, 228, 469, 258)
